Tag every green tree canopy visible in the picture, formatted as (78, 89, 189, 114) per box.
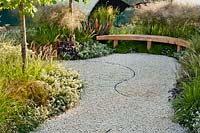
(0, 0, 89, 16)
(0, 0, 58, 16)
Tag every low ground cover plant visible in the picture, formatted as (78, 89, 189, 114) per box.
(78, 40, 113, 59)
(0, 36, 84, 132)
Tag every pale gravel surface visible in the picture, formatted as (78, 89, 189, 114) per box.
(35, 54, 185, 133)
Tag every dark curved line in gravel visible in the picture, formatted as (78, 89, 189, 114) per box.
(86, 61, 136, 97)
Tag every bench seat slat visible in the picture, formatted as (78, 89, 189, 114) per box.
(96, 34, 188, 48)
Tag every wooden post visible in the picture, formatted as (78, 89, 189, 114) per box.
(147, 41, 152, 50)
(177, 45, 181, 52)
(113, 40, 118, 47)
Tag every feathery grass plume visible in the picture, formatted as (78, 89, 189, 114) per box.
(134, 1, 200, 39)
(34, 4, 86, 30)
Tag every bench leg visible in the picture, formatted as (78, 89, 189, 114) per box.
(177, 45, 181, 52)
(147, 41, 152, 50)
(113, 40, 118, 47)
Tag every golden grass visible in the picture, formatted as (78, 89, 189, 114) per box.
(35, 4, 86, 30)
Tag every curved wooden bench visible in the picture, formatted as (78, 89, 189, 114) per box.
(96, 34, 189, 52)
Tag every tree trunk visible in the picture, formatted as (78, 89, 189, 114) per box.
(69, 0, 75, 42)
(69, 0, 73, 13)
(19, 3, 27, 73)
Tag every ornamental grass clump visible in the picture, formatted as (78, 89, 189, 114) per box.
(172, 77, 200, 132)
(34, 4, 86, 30)
(180, 35, 200, 78)
(172, 35, 200, 132)
(0, 43, 50, 82)
(133, 1, 200, 39)
(89, 6, 119, 35)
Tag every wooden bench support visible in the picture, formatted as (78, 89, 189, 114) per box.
(177, 45, 181, 52)
(147, 41, 152, 50)
(113, 40, 118, 47)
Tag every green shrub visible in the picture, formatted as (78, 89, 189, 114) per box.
(112, 40, 147, 53)
(150, 44, 176, 57)
(78, 40, 113, 59)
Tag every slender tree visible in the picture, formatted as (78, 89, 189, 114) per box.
(0, 0, 88, 72)
(0, 0, 58, 72)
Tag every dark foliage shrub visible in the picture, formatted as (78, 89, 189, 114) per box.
(57, 41, 79, 60)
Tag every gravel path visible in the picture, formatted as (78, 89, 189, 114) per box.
(35, 54, 185, 133)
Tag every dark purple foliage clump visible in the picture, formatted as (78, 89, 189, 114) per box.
(57, 41, 78, 59)
(168, 77, 189, 101)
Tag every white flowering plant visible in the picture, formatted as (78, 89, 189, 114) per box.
(40, 67, 84, 113)
(0, 39, 84, 132)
